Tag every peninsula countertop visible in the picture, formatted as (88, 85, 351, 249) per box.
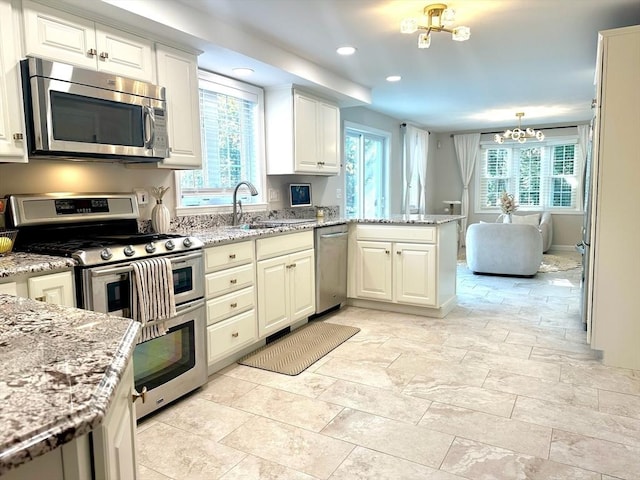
(0, 294, 140, 475)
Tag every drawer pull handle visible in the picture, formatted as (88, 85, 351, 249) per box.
(231, 332, 239, 338)
(385, 250, 390, 254)
(230, 279, 237, 284)
(230, 302, 238, 308)
(290, 263, 296, 268)
(100, 51, 109, 60)
(12, 133, 23, 140)
(87, 48, 97, 56)
(229, 254, 236, 259)
(34, 296, 46, 302)
(396, 251, 401, 255)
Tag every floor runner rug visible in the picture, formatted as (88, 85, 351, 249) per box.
(238, 321, 360, 375)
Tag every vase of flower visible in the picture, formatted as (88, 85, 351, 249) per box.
(503, 213, 512, 224)
(499, 191, 517, 223)
(150, 186, 171, 234)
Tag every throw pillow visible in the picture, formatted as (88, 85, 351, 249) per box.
(512, 213, 541, 226)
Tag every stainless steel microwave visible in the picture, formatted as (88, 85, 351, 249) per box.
(20, 56, 169, 162)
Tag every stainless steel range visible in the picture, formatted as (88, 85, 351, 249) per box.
(4, 193, 207, 419)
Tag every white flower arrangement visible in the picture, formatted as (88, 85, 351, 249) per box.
(499, 191, 517, 214)
(150, 186, 170, 204)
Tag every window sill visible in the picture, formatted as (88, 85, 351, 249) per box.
(176, 202, 269, 217)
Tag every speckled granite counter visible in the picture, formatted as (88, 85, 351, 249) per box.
(0, 294, 140, 475)
(186, 215, 463, 247)
(0, 253, 76, 278)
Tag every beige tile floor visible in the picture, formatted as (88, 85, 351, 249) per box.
(137, 253, 640, 480)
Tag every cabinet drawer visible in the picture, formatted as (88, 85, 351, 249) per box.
(356, 224, 436, 243)
(207, 286, 255, 325)
(205, 241, 254, 273)
(0, 282, 17, 295)
(256, 230, 314, 260)
(207, 309, 257, 363)
(205, 263, 254, 297)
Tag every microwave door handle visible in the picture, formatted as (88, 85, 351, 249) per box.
(143, 106, 155, 149)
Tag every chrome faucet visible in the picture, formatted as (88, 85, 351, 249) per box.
(232, 181, 259, 225)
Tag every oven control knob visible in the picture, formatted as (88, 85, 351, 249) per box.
(123, 245, 135, 257)
(145, 242, 157, 254)
(100, 248, 113, 261)
(165, 239, 176, 250)
(183, 237, 193, 248)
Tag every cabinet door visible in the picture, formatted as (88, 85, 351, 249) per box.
(95, 25, 154, 81)
(293, 93, 320, 172)
(318, 101, 340, 173)
(288, 249, 315, 321)
(257, 255, 290, 337)
(355, 241, 393, 301)
(156, 44, 202, 169)
(394, 243, 436, 306)
(0, 0, 27, 162)
(22, 1, 97, 69)
(28, 271, 75, 306)
(92, 361, 138, 480)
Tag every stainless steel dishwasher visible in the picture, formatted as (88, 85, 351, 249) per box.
(314, 223, 348, 315)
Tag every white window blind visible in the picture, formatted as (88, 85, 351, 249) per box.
(178, 71, 264, 208)
(476, 137, 582, 213)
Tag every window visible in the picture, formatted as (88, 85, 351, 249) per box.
(344, 124, 389, 218)
(177, 71, 264, 209)
(477, 138, 582, 212)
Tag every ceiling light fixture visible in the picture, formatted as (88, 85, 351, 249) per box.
(386, 75, 402, 82)
(401, 3, 470, 49)
(336, 46, 357, 56)
(232, 67, 254, 77)
(494, 112, 545, 144)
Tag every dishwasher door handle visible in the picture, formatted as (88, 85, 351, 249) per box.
(319, 232, 348, 239)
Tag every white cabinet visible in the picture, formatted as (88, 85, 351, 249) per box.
(28, 271, 75, 306)
(256, 231, 315, 337)
(0, 281, 18, 295)
(349, 223, 457, 317)
(22, 0, 154, 81)
(0, 0, 28, 163)
(92, 360, 138, 480)
(355, 240, 436, 306)
(155, 44, 202, 169)
(265, 87, 340, 175)
(204, 241, 258, 369)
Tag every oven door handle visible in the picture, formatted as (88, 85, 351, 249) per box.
(90, 252, 203, 277)
(175, 298, 205, 316)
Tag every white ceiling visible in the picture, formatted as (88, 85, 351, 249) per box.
(110, 0, 640, 133)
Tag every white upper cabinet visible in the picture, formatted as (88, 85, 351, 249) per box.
(0, 0, 28, 163)
(265, 87, 340, 175)
(22, 0, 155, 82)
(155, 44, 202, 169)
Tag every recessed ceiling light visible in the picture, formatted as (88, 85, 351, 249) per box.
(386, 75, 402, 82)
(232, 68, 254, 77)
(336, 46, 357, 56)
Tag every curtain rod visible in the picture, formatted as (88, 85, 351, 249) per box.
(400, 123, 431, 133)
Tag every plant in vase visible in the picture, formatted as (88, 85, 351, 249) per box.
(150, 186, 171, 234)
(499, 191, 517, 223)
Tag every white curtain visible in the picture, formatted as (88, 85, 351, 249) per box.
(577, 124, 590, 207)
(453, 133, 481, 246)
(403, 125, 429, 214)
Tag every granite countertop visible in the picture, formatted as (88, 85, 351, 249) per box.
(0, 294, 140, 475)
(0, 253, 77, 278)
(186, 215, 463, 247)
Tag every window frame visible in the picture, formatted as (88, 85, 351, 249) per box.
(175, 70, 266, 216)
(343, 121, 390, 219)
(475, 135, 583, 214)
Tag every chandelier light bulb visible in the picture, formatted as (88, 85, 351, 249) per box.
(400, 18, 418, 34)
(442, 8, 455, 25)
(418, 33, 431, 48)
(452, 26, 471, 41)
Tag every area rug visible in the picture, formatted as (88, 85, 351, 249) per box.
(238, 322, 360, 375)
(458, 250, 581, 273)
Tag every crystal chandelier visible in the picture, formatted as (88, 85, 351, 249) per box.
(400, 3, 470, 49)
(494, 112, 545, 144)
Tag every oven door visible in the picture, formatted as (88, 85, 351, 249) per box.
(133, 298, 207, 419)
(83, 251, 204, 315)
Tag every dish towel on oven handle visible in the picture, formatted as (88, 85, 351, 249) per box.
(131, 257, 176, 343)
